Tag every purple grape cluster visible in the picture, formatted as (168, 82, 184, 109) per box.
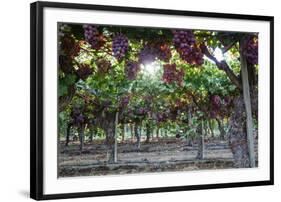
(210, 95, 221, 118)
(136, 107, 149, 116)
(138, 45, 157, 65)
(243, 37, 258, 65)
(162, 64, 177, 84)
(71, 107, 85, 126)
(157, 43, 172, 62)
(125, 61, 140, 80)
(119, 95, 130, 108)
(83, 25, 104, 50)
(162, 64, 184, 86)
(76, 64, 93, 80)
(210, 95, 232, 118)
(112, 34, 129, 61)
(155, 112, 168, 123)
(172, 30, 204, 65)
(223, 96, 231, 106)
(211, 95, 221, 108)
(138, 42, 171, 64)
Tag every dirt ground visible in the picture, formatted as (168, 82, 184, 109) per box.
(58, 138, 248, 177)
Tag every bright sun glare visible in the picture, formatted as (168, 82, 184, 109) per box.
(142, 48, 224, 74)
(141, 62, 161, 75)
(213, 47, 224, 62)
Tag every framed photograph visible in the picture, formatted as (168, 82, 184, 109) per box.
(30, 1, 274, 200)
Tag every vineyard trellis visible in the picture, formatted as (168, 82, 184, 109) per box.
(58, 23, 258, 176)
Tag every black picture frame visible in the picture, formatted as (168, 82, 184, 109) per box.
(30, 1, 274, 200)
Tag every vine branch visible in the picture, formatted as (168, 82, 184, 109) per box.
(201, 45, 242, 90)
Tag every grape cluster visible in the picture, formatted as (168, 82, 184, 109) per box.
(61, 35, 81, 59)
(155, 112, 168, 123)
(112, 34, 129, 61)
(243, 37, 258, 65)
(71, 107, 86, 126)
(83, 25, 105, 50)
(210, 95, 232, 118)
(119, 95, 130, 108)
(125, 61, 140, 80)
(210, 95, 221, 118)
(59, 55, 73, 74)
(162, 64, 185, 86)
(172, 30, 203, 65)
(139, 42, 171, 64)
(96, 58, 112, 74)
(76, 64, 93, 80)
(136, 107, 149, 116)
(138, 45, 157, 65)
(223, 96, 231, 106)
(157, 43, 172, 62)
(211, 95, 221, 108)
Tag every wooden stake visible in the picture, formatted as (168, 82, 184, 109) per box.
(114, 111, 119, 163)
(240, 39, 256, 167)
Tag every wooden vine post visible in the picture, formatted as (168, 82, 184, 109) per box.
(114, 111, 119, 163)
(240, 38, 256, 167)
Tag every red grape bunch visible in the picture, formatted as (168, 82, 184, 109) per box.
(71, 107, 86, 126)
(157, 43, 172, 62)
(210, 95, 221, 118)
(138, 42, 171, 64)
(162, 64, 185, 86)
(243, 37, 258, 65)
(96, 59, 112, 74)
(212, 95, 221, 107)
(112, 34, 129, 61)
(136, 107, 149, 116)
(172, 30, 204, 65)
(76, 64, 93, 80)
(223, 96, 231, 106)
(60, 35, 81, 59)
(125, 61, 140, 80)
(210, 95, 232, 118)
(155, 112, 167, 123)
(119, 95, 130, 109)
(83, 24, 105, 50)
(59, 55, 73, 74)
